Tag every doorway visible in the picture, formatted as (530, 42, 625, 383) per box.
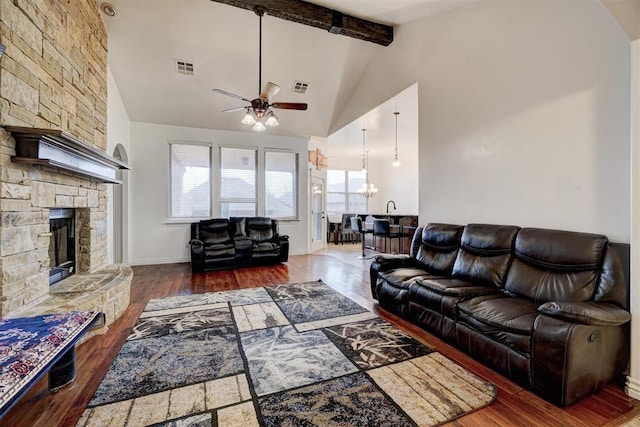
(112, 144, 129, 263)
(310, 176, 326, 252)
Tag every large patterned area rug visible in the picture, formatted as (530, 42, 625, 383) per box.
(77, 280, 496, 427)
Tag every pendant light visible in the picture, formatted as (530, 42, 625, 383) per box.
(359, 128, 378, 198)
(392, 111, 401, 167)
(360, 127, 367, 173)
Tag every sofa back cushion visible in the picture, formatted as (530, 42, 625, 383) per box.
(594, 243, 629, 309)
(199, 219, 232, 245)
(505, 228, 608, 303)
(246, 217, 276, 242)
(230, 217, 246, 237)
(412, 223, 464, 275)
(452, 224, 519, 287)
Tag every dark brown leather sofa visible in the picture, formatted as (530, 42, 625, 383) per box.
(370, 223, 630, 406)
(190, 217, 289, 272)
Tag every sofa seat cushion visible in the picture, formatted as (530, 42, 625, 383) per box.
(378, 268, 436, 290)
(253, 242, 280, 253)
(409, 278, 497, 318)
(414, 277, 498, 297)
(204, 243, 235, 258)
(458, 295, 539, 355)
(201, 229, 231, 245)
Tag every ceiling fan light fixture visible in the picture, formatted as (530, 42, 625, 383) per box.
(212, 6, 307, 132)
(241, 110, 257, 125)
(253, 121, 266, 132)
(265, 112, 279, 127)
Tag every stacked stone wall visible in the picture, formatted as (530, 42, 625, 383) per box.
(0, 0, 108, 149)
(0, 0, 108, 316)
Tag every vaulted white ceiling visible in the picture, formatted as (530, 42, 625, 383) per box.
(101, 0, 469, 148)
(102, 0, 629, 159)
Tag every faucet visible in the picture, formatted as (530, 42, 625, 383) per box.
(386, 200, 396, 214)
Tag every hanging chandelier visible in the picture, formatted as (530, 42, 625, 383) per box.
(358, 128, 378, 198)
(392, 111, 401, 167)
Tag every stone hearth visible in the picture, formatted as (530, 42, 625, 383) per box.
(7, 264, 132, 334)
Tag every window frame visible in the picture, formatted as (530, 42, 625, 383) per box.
(326, 168, 367, 214)
(167, 142, 301, 223)
(264, 149, 299, 220)
(218, 145, 258, 217)
(167, 141, 213, 222)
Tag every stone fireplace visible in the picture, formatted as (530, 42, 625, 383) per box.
(0, 127, 106, 313)
(0, 0, 131, 326)
(48, 208, 76, 285)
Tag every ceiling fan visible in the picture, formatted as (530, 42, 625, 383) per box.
(212, 6, 307, 131)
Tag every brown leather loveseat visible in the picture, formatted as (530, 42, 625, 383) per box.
(370, 223, 630, 406)
(190, 217, 289, 272)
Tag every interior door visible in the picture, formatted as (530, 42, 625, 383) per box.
(310, 177, 326, 252)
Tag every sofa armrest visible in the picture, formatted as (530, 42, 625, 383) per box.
(370, 254, 416, 299)
(538, 301, 630, 326)
(278, 234, 289, 262)
(532, 313, 629, 406)
(189, 239, 204, 272)
(373, 254, 414, 271)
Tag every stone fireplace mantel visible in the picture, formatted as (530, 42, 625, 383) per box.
(5, 126, 129, 184)
(0, 128, 126, 317)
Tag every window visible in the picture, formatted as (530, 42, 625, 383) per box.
(347, 170, 367, 212)
(169, 143, 211, 219)
(220, 147, 256, 217)
(327, 169, 346, 212)
(265, 151, 298, 218)
(169, 144, 299, 221)
(327, 169, 367, 213)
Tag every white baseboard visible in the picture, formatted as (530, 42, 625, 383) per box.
(129, 257, 189, 266)
(626, 375, 640, 400)
(128, 253, 311, 266)
(289, 249, 308, 256)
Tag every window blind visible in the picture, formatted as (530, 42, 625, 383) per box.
(220, 147, 256, 217)
(265, 151, 298, 218)
(169, 143, 211, 219)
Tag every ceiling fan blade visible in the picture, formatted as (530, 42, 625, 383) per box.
(259, 82, 280, 101)
(212, 88, 252, 103)
(222, 106, 247, 113)
(271, 102, 308, 111)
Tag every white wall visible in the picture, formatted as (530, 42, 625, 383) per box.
(327, 84, 420, 218)
(106, 67, 131, 264)
(628, 38, 640, 400)
(335, 0, 631, 241)
(324, 155, 419, 217)
(128, 122, 309, 265)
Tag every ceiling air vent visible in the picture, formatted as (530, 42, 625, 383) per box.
(176, 60, 195, 76)
(292, 80, 309, 94)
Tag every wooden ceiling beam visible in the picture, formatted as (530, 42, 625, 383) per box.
(210, 0, 393, 46)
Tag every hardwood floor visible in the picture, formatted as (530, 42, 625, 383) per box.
(4, 245, 640, 426)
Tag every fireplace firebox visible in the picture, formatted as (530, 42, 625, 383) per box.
(49, 208, 75, 285)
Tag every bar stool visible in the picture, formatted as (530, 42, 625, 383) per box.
(351, 216, 374, 259)
(373, 219, 405, 254)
